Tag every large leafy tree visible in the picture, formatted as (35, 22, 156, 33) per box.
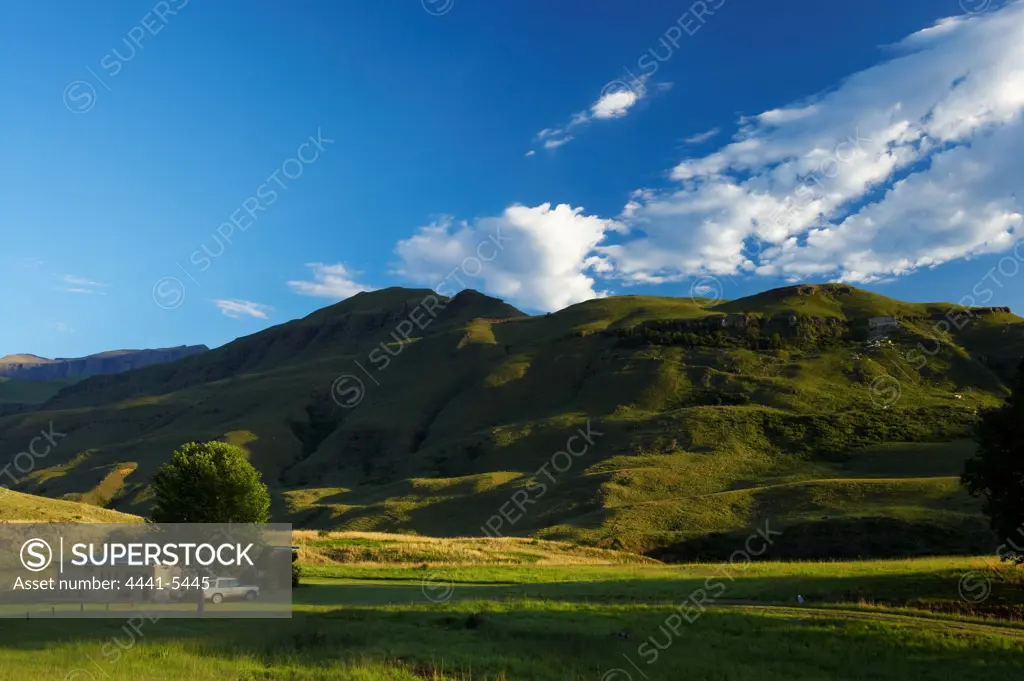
(962, 357, 1024, 563)
(151, 441, 270, 523)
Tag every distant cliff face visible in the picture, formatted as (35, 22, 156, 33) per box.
(0, 346, 209, 381)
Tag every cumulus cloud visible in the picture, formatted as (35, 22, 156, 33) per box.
(287, 263, 373, 299)
(213, 299, 273, 320)
(394, 204, 621, 311)
(603, 3, 1024, 284)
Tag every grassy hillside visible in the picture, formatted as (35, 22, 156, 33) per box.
(0, 377, 80, 405)
(0, 284, 1021, 556)
(0, 488, 141, 522)
(712, 283, 952, 319)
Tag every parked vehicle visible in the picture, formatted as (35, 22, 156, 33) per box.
(203, 577, 259, 604)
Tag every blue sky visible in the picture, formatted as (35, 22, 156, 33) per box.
(1, 0, 1022, 358)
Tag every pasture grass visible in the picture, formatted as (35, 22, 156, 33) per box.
(0, 555, 1022, 680)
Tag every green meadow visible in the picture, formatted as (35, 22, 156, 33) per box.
(1, 554, 1022, 680)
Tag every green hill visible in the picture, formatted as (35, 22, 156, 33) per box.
(0, 377, 80, 406)
(0, 488, 141, 523)
(711, 283, 948, 319)
(0, 284, 1021, 557)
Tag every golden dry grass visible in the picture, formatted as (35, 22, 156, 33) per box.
(0, 488, 141, 523)
(292, 530, 658, 566)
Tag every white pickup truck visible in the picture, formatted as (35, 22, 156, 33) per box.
(203, 577, 259, 604)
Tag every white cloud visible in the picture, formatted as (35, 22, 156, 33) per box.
(62, 275, 107, 287)
(765, 127, 1024, 282)
(57, 288, 105, 295)
(753, 105, 820, 126)
(602, 2, 1024, 284)
(683, 127, 721, 144)
(525, 150, 536, 157)
(287, 263, 373, 300)
(590, 86, 641, 120)
(534, 76, 663, 151)
(56, 274, 109, 294)
(394, 204, 621, 311)
(212, 299, 274, 320)
(543, 136, 574, 150)
(396, 4, 1024, 311)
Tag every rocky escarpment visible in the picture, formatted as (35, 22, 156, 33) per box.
(0, 346, 209, 381)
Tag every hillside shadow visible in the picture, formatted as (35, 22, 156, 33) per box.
(651, 517, 996, 562)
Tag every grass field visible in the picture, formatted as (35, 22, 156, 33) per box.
(1, 553, 1022, 680)
(0, 528, 1021, 679)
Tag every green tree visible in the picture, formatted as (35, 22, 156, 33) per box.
(962, 357, 1024, 564)
(150, 441, 270, 523)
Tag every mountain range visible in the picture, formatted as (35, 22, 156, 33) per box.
(0, 346, 209, 381)
(1, 284, 1022, 558)
(0, 346, 208, 410)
